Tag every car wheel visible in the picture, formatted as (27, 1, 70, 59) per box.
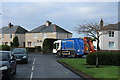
(6, 69, 11, 79)
(78, 55, 83, 58)
(71, 53, 77, 58)
(25, 60, 28, 64)
(13, 67, 16, 74)
(64, 55, 68, 57)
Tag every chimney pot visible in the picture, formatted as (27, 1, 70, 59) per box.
(8, 23, 13, 28)
(100, 19, 104, 27)
(46, 21, 52, 26)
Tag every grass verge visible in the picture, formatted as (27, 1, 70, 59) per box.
(58, 58, 120, 80)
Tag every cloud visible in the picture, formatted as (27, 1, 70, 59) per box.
(1, 0, 120, 2)
(1, 2, 118, 37)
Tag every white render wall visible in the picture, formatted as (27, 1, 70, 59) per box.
(99, 30, 120, 50)
(118, 31, 120, 50)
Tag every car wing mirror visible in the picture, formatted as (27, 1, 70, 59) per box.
(11, 55, 16, 60)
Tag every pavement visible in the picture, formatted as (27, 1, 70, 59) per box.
(10, 53, 84, 80)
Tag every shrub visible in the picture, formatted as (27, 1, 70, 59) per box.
(35, 46, 42, 52)
(86, 52, 120, 66)
(12, 36, 19, 47)
(26, 46, 42, 52)
(0, 45, 10, 51)
(42, 38, 58, 54)
(26, 47, 35, 52)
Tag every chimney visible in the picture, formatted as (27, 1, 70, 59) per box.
(100, 19, 104, 27)
(46, 21, 52, 26)
(8, 23, 13, 28)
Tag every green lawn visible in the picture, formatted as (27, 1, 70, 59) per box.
(58, 58, 120, 79)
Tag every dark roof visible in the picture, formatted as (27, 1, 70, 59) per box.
(0, 26, 28, 34)
(100, 22, 120, 31)
(29, 24, 72, 34)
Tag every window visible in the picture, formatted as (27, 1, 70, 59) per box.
(27, 42, 31, 47)
(9, 34, 12, 38)
(42, 33, 46, 39)
(2, 42, 4, 45)
(53, 43, 59, 49)
(34, 33, 37, 38)
(57, 33, 60, 39)
(109, 31, 114, 37)
(33, 42, 37, 46)
(109, 42, 115, 48)
(5, 42, 8, 45)
(2, 34, 4, 38)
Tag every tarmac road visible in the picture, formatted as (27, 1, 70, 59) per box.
(11, 53, 84, 80)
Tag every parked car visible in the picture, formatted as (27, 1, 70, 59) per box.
(12, 48, 28, 64)
(0, 51, 17, 79)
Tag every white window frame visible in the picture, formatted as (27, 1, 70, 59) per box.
(109, 41, 115, 48)
(109, 31, 114, 37)
(34, 33, 37, 38)
(2, 34, 4, 38)
(42, 33, 46, 39)
(57, 33, 60, 39)
(33, 42, 37, 46)
(9, 34, 12, 38)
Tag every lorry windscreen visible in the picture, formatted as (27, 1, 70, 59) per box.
(53, 43, 59, 49)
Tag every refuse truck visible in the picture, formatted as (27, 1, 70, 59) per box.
(53, 37, 95, 57)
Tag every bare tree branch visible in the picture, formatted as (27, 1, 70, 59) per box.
(75, 23, 105, 50)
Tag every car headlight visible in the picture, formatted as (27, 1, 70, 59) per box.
(23, 56, 27, 58)
(0, 66, 8, 70)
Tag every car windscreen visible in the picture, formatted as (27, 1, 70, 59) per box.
(0, 52, 9, 61)
(12, 49, 26, 54)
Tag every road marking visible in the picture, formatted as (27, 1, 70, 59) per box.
(32, 65, 34, 71)
(30, 59, 35, 80)
(30, 72, 33, 80)
(33, 59, 35, 65)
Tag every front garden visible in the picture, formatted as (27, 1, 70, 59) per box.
(58, 52, 120, 80)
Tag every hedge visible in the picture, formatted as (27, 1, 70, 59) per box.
(86, 52, 120, 66)
(0, 45, 10, 51)
(26, 46, 42, 52)
(42, 38, 58, 54)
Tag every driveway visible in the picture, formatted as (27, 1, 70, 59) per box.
(11, 53, 84, 80)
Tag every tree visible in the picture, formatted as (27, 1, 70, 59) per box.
(12, 36, 19, 47)
(76, 19, 106, 68)
(76, 19, 105, 50)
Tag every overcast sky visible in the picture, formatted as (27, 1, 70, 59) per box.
(1, 2, 118, 38)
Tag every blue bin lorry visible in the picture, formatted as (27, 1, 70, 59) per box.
(53, 38, 95, 57)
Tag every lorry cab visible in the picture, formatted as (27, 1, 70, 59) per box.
(53, 40, 62, 54)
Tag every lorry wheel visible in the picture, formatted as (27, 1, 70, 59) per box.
(78, 55, 83, 58)
(71, 54, 77, 58)
(64, 55, 68, 57)
(57, 52, 62, 57)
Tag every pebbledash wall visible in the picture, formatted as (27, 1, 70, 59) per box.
(25, 21, 72, 47)
(0, 34, 25, 47)
(0, 21, 72, 47)
(25, 32, 72, 47)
